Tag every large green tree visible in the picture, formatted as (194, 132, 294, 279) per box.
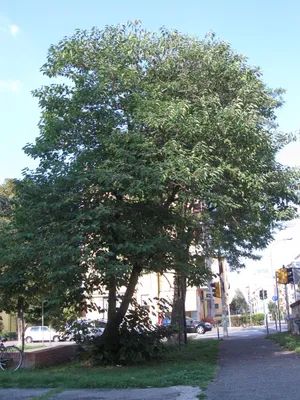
(1, 22, 299, 354)
(230, 289, 249, 315)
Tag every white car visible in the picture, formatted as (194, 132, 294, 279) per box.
(24, 326, 61, 343)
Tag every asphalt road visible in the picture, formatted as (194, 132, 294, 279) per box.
(192, 322, 288, 340)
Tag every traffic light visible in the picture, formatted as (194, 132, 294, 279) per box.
(287, 267, 294, 284)
(210, 282, 221, 298)
(259, 289, 267, 300)
(277, 268, 288, 284)
(215, 282, 221, 298)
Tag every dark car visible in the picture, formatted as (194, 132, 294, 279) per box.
(161, 317, 212, 334)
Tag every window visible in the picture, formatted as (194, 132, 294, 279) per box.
(215, 304, 219, 310)
(30, 327, 40, 332)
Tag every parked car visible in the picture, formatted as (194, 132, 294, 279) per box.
(24, 326, 61, 343)
(161, 317, 212, 334)
(62, 319, 106, 342)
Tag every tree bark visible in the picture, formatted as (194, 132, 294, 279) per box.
(100, 263, 142, 346)
(171, 272, 187, 344)
(17, 297, 25, 352)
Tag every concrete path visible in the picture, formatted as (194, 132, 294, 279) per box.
(205, 335, 300, 400)
(0, 386, 201, 399)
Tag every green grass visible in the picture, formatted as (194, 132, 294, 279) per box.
(22, 345, 47, 351)
(0, 339, 219, 390)
(268, 332, 300, 352)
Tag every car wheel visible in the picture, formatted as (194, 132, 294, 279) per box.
(196, 325, 205, 335)
(53, 336, 60, 343)
(25, 336, 33, 343)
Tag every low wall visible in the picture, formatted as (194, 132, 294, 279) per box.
(23, 344, 80, 368)
(289, 300, 300, 334)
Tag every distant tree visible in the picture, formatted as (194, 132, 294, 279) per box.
(268, 301, 277, 321)
(230, 289, 249, 314)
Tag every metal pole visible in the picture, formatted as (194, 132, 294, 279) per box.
(276, 279, 281, 332)
(264, 299, 269, 334)
(275, 271, 281, 332)
(285, 283, 290, 329)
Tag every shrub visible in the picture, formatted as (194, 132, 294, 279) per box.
(251, 313, 264, 325)
(88, 297, 177, 365)
(214, 313, 264, 327)
(2, 331, 17, 340)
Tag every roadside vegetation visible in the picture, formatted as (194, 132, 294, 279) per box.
(268, 332, 300, 352)
(0, 340, 218, 390)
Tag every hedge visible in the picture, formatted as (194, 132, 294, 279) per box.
(214, 313, 264, 327)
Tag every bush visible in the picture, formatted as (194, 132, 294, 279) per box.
(251, 313, 264, 326)
(88, 297, 177, 366)
(2, 331, 17, 340)
(214, 313, 265, 327)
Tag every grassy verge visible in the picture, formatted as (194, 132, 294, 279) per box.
(268, 332, 300, 352)
(22, 345, 47, 351)
(0, 339, 219, 390)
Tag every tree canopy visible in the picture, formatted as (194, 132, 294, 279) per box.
(230, 289, 249, 314)
(0, 22, 299, 355)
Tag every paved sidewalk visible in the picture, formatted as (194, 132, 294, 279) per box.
(205, 335, 300, 400)
(0, 386, 201, 399)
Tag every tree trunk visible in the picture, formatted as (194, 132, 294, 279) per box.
(17, 297, 25, 352)
(100, 263, 142, 346)
(171, 272, 187, 344)
(218, 256, 228, 337)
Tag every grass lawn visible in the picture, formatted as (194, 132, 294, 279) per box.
(0, 339, 219, 390)
(268, 332, 300, 352)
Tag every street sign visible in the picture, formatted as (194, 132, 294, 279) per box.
(272, 295, 278, 301)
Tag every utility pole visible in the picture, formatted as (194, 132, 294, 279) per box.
(276, 273, 282, 332)
(218, 255, 228, 337)
(285, 283, 290, 324)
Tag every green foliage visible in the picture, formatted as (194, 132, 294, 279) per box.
(268, 301, 277, 320)
(0, 179, 14, 221)
(251, 313, 265, 325)
(215, 313, 264, 326)
(230, 289, 249, 314)
(0, 21, 299, 353)
(2, 331, 17, 340)
(89, 297, 176, 365)
(0, 340, 219, 390)
(268, 332, 300, 352)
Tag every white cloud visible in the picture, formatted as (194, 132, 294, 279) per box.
(9, 24, 19, 36)
(0, 80, 21, 92)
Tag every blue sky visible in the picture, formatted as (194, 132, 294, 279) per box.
(0, 0, 299, 274)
